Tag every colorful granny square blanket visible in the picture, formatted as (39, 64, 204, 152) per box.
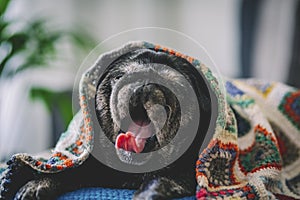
(0, 41, 300, 199)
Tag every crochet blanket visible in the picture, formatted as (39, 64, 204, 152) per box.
(0, 41, 300, 199)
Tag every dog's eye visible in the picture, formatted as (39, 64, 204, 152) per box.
(111, 75, 123, 85)
(115, 75, 122, 80)
(164, 105, 171, 114)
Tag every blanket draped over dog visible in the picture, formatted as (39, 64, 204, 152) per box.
(0, 41, 300, 199)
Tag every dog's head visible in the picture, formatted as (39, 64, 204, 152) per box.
(95, 48, 211, 165)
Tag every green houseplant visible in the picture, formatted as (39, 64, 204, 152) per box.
(0, 0, 96, 146)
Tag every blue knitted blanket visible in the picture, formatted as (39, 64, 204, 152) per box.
(1, 41, 300, 199)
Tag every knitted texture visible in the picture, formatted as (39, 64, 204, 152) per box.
(58, 188, 195, 200)
(58, 188, 135, 200)
(0, 41, 299, 199)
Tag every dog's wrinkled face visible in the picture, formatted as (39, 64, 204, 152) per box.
(95, 49, 210, 164)
(116, 82, 181, 152)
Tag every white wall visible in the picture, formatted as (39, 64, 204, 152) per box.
(252, 0, 297, 82)
(71, 0, 240, 77)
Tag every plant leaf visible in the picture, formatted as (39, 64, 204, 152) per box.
(30, 88, 73, 129)
(0, 0, 10, 18)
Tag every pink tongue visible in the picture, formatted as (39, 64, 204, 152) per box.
(115, 132, 146, 153)
(115, 121, 153, 153)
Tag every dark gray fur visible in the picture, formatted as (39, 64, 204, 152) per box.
(4, 49, 213, 200)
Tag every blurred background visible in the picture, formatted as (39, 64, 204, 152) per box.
(0, 0, 299, 161)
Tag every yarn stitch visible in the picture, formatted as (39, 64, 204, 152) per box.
(0, 41, 299, 199)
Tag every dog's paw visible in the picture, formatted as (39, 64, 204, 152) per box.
(14, 178, 58, 200)
(133, 178, 171, 200)
(0, 157, 34, 200)
(134, 177, 192, 200)
(133, 187, 166, 200)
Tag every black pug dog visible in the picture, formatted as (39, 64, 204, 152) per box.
(4, 48, 214, 200)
